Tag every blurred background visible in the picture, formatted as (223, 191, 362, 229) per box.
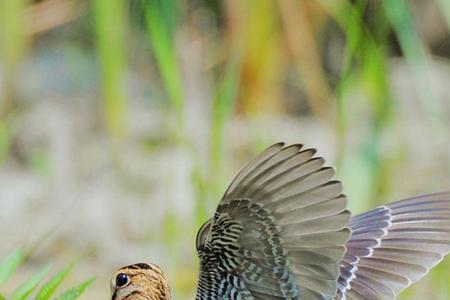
(1, 0, 450, 299)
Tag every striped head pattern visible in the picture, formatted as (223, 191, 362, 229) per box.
(111, 263, 170, 300)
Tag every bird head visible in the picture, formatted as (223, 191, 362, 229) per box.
(111, 263, 170, 300)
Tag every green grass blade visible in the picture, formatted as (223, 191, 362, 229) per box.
(54, 278, 95, 300)
(317, 0, 368, 170)
(0, 0, 28, 117)
(319, 1, 395, 210)
(145, 1, 184, 126)
(92, 0, 128, 139)
(35, 262, 76, 300)
(10, 263, 51, 300)
(208, 53, 241, 196)
(0, 248, 23, 286)
(0, 293, 5, 300)
(384, 0, 443, 128)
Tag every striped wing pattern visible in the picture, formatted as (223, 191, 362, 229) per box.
(337, 193, 450, 300)
(194, 142, 450, 300)
(195, 143, 351, 300)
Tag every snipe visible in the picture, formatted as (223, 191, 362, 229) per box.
(111, 143, 450, 300)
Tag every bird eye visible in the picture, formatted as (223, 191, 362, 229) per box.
(115, 273, 129, 287)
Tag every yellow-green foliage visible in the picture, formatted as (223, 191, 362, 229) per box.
(0, 249, 93, 300)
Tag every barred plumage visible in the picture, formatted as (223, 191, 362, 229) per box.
(111, 143, 450, 300)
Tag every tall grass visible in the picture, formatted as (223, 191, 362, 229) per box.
(384, 0, 444, 130)
(92, 0, 128, 140)
(0, 0, 29, 164)
(208, 53, 241, 201)
(319, 1, 394, 212)
(144, 0, 184, 129)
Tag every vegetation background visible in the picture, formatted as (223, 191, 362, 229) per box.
(1, 0, 450, 299)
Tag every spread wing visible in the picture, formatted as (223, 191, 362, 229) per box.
(195, 143, 351, 300)
(337, 193, 450, 300)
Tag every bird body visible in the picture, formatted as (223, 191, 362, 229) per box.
(111, 143, 450, 300)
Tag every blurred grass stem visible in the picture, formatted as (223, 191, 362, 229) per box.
(92, 0, 128, 140)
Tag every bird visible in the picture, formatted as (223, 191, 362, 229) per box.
(110, 142, 450, 300)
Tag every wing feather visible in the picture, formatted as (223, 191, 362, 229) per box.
(337, 193, 450, 300)
(195, 143, 351, 300)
